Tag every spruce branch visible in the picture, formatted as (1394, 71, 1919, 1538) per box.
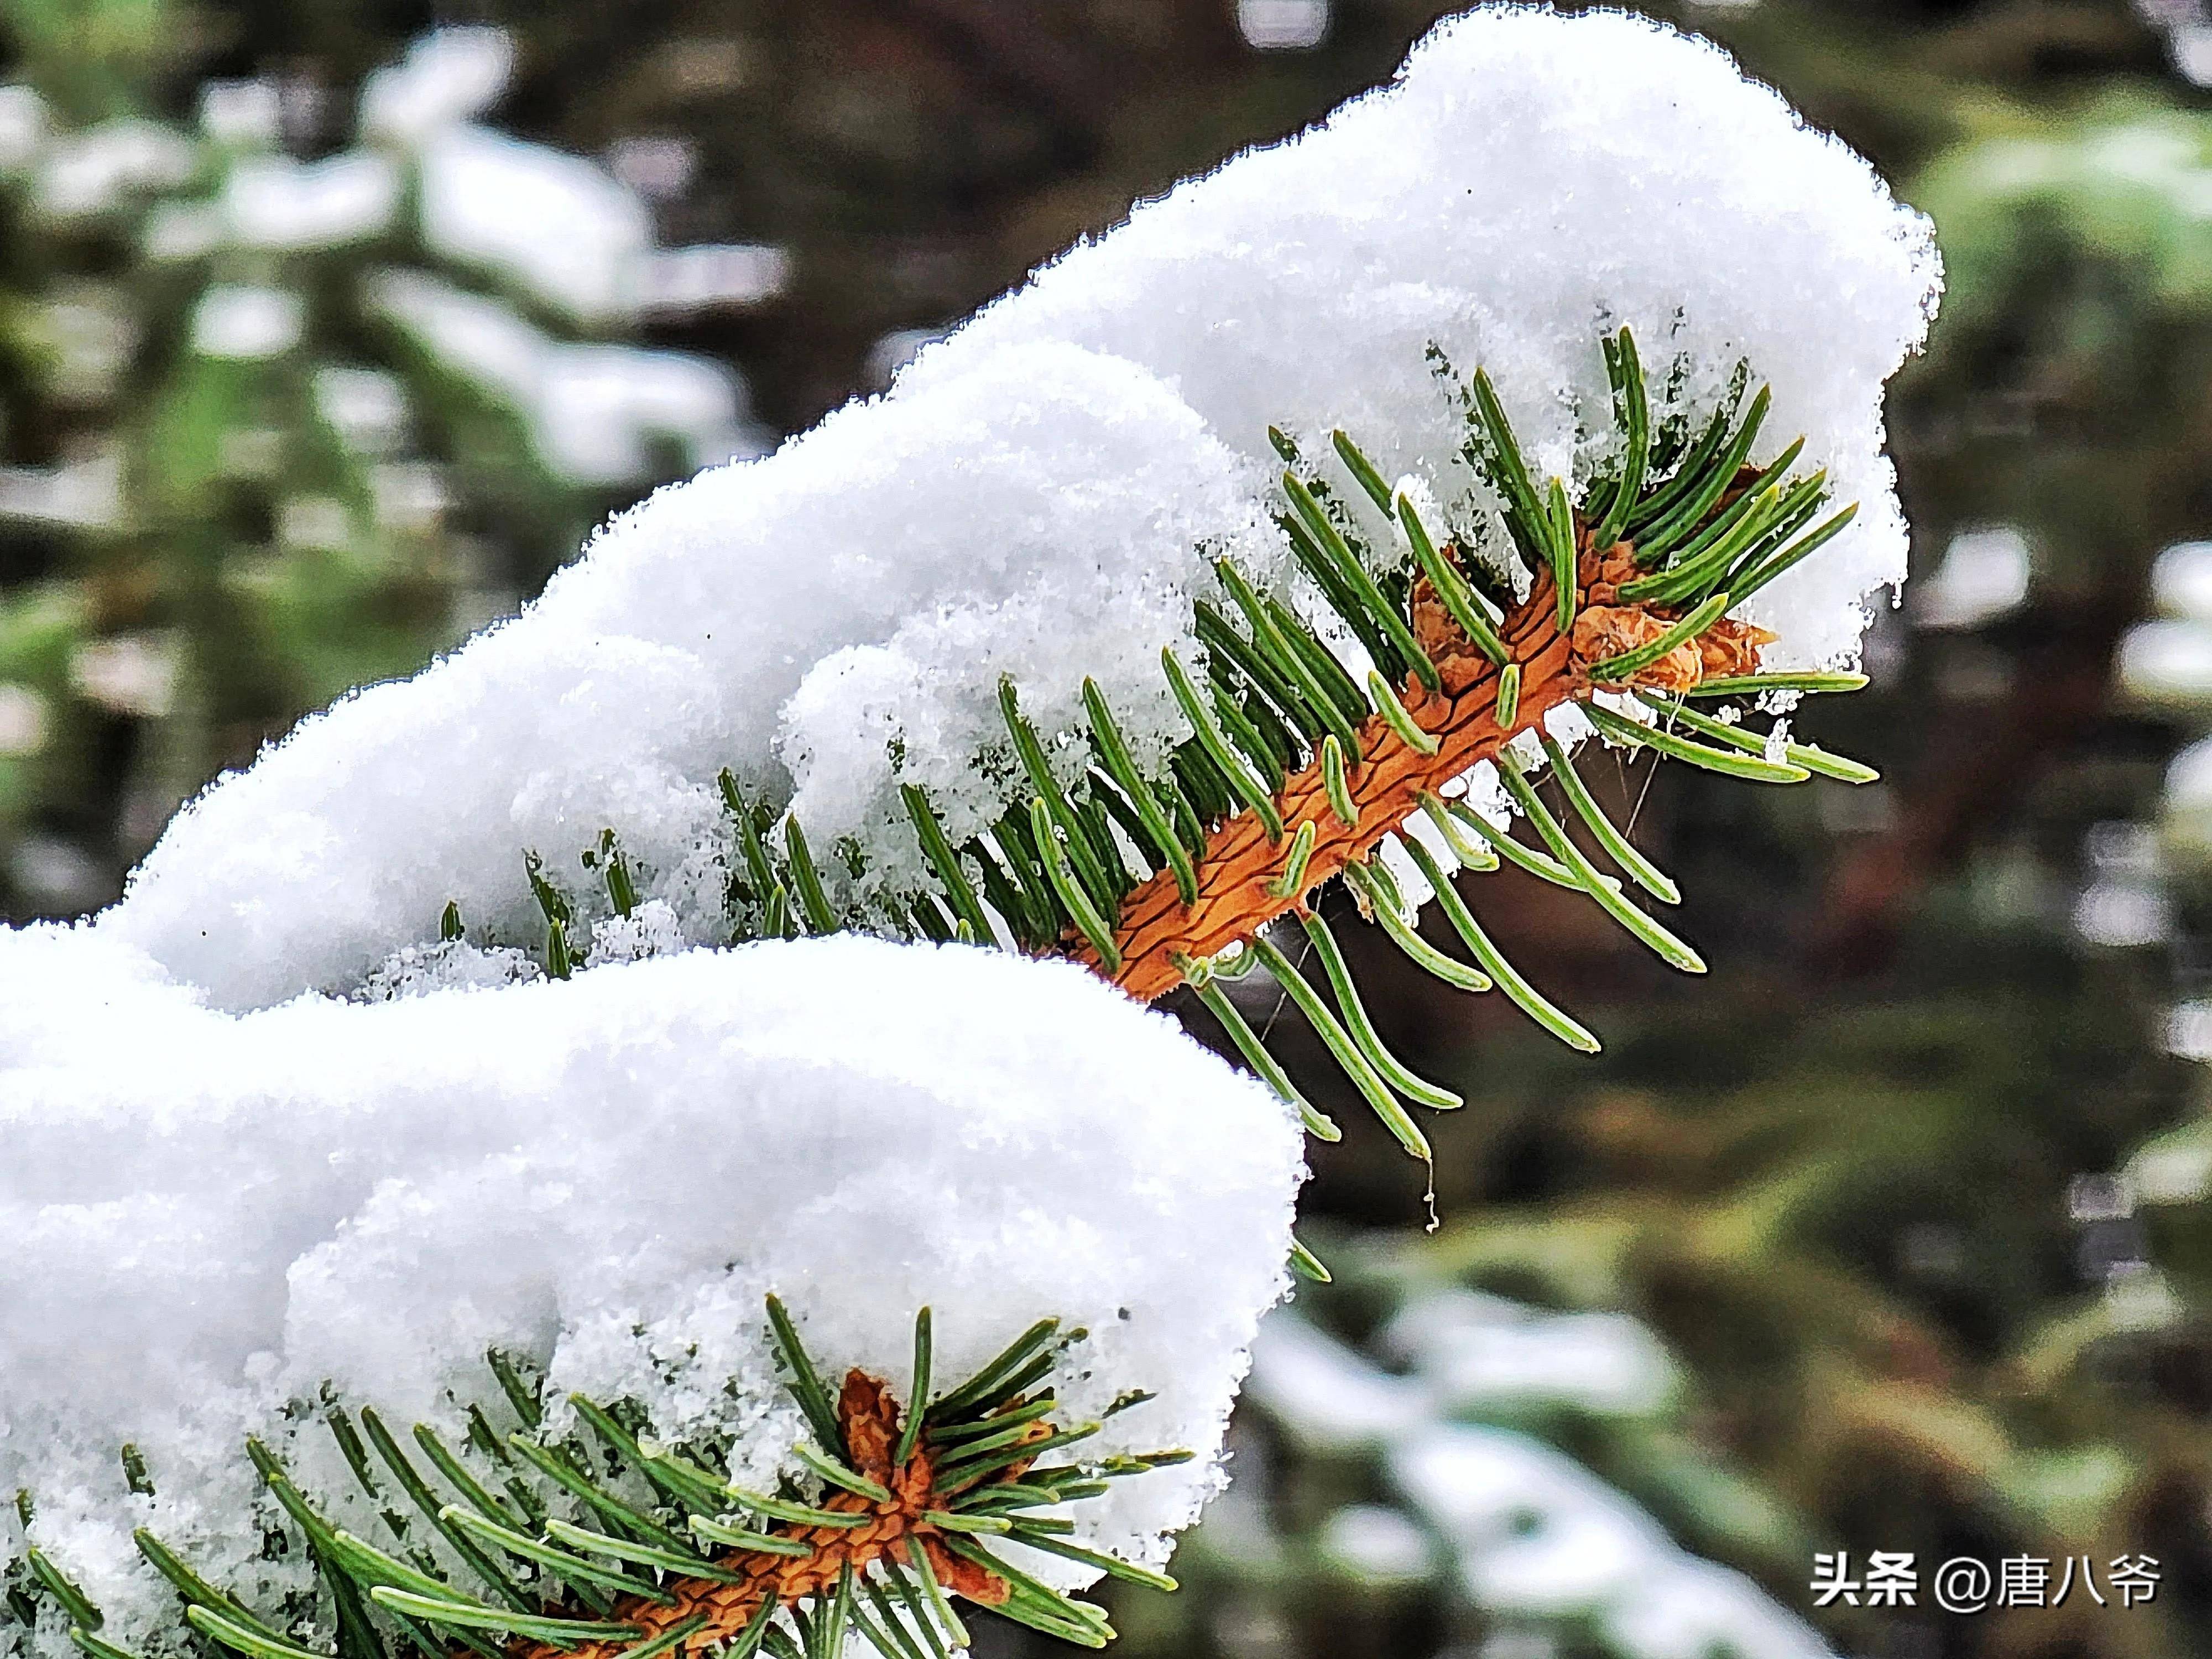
(10, 1305, 1181, 1659)
(474, 331, 1877, 1162)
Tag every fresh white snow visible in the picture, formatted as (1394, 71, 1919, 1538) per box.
(88, 7, 1934, 1014)
(908, 6, 1938, 669)
(101, 340, 1265, 1006)
(0, 934, 1303, 1657)
(0, 9, 1937, 1648)
(1248, 1314, 1835, 1659)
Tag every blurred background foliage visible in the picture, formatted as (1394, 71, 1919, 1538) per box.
(10, 0, 2212, 1656)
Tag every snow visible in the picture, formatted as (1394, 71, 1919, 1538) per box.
(0, 85, 47, 174)
(2074, 822, 2170, 948)
(2119, 617, 2212, 705)
(1238, 0, 1331, 51)
(358, 28, 515, 145)
(73, 7, 1929, 1011)
(275, 489, 364, 550)
(2150, 539, 2212, 622)
(368, 270, 763, 486)
(0, 451, 123, 531)
(312, 367, 409, 455)
(1600, 1558, 1835, 1659)
(1392, 1424, 1676, 1614)
(139, 201, 223, 261)
(1314, 1505, 1429, 1584)
(222, 153, 401, 251)
(1241, 1314, 1425, 1453)
(69, 635, 178, 718)
(197, 79, 282, 149)
(634, 244, 791, 315)
(418, 126, 652, 324)
(1247, 1314, 1834, 1658)
(2168, 733, 2212, 801)
(905, 6, 1937, 671)
(1, 12, 1933, 1643)
(0, 684, 48, 756)
(189, 285, 304, 359)
(2166, 734, 2212, 863)
(0, 934, 1303, 1659)
(102, 340, 1263, 1007)
(1375, 1291, 1680, 1419)
(353, 30, 784, 327)
(1914, 526, 2030, 630)
(2128, 1113, 2212, 1202)
(32, 121, 196, 220)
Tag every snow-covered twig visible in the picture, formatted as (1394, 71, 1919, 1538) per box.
(1, 10, 1939, 1659)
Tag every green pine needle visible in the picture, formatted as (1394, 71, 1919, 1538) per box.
(1266, 819, 1317, 900)
(185, 1604, 327, 1659)
(1186, 966, 1341, 1141)
(716, 1488, 867, 1530)
(781, 820, 838, 935)
(1585, 591, 1732, 683)
(544, 1518, 743, 1580)
(615, 1614, 712, 1659)
(791, 1442, 892, 1505)
(687, 1517, 816, 1557)
(764, 1294, 846, 1457)
(1085, 679, 1199, 906)
(1631, 690, 1879, 783)
(1398, 493, 1509, 666)
(1281, 471, 1441, 691)
(438, 1506, 672, 1604)
(1295, 910, 1463, 1110)
(1544, 476, 1577, 632)
(1535, 732, 1681, 904)
(1319, 734, 1359, 828)
(69, 1629, 149, 1659)
(1496, 751, 1705, 974)
(1444, 799, 1594, 891)
(1400, 836, 1601, 1053)
(1495, 661, 1521, 727)
(928, 1318, 1062, 1425)
(1591, 327, 1649, 550)
(27, 1548, 103, 1632)
(1330, 427, 1396, 517)
(1689, 670, 1868, 698)
(1367, 669, 1439, 754)
(368, 1587, 641, 1644)
(894, 1308, 933, 1468)
(1583, 701, 1811, 784)
(1342, 860, 1494, 994)
(1251, 933, 1432, 1161)
(900, 788, 994, 942)
(1416, 791, 1501, 872)
(1030, 799, 1123, 972)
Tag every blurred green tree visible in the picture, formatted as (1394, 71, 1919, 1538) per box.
(0, 0, 778, 917)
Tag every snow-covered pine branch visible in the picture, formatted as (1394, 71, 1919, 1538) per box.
(0, 932, 1301, 1658)
(1, 9, 1940, 1659)
(87, 8, 1934, 1017)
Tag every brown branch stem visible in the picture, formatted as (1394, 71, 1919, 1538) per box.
(1075, 565, 1584, 1003)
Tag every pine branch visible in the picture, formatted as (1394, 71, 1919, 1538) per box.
(8, 1303, 1181, 1659)
(472, 331, 1876, 1164)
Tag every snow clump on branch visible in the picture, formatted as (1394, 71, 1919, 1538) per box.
(0, 933, 1303, 1659)
(86, 5, 1935, 1011)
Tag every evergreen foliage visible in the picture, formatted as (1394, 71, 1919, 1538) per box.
(500, 332, 1876, 1187)
(3, 1303, 1196, 1659)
